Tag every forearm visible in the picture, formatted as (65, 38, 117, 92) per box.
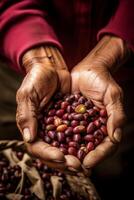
(22, 46, 67, 73)
(83, 35, 131, 73)
(0, 1, 62, 71)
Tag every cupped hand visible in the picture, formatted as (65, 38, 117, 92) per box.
(71, 61, 126, 169)
(16, 46, 82, 172)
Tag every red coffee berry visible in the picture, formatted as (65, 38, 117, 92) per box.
(73, 134, 81, 143)
(68, 147, 77, 156)
(87, 142, 94, 152)
(38, 92, 108, 162)
(87, 122, 96, 134)
(65, 127, 73, 136)
(57, 132, 65, 142)
(84, 134, 95, 142)
(61, 101, 69, 109)
(56, 109, 64, 117)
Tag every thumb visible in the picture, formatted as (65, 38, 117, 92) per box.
(16, 88, 39, 143)
(105, 86, 126, 143)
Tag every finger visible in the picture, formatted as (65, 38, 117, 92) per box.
(71, 70, 80, 93)
(83, 137, 117, 169)
(16, 88, 39, 142)
(26, 141, 66, 170)
(57, 70, 71, 94)
(50, 47, 68, 70)
(65, 155, 82, 172)
(105, 86, 126, 143)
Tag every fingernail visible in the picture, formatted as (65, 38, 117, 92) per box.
(23, 128, 31, 142)
(53, 160, 65, 163)
(68, 167, 79, 172)
(113, 128, 122, 142)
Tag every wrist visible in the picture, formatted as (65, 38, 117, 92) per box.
(85, 35, 131, 73)
(22, 46, 67, 73)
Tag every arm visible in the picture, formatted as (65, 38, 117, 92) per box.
(0, 1, 81, 172)
(71, 0, 134, 169)
(0, 0, 62, 71)
(98, 0, 134, 53)
(71, 35, 130, 168)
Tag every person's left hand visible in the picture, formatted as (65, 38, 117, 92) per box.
(71, 54, 126, 170)
(71, 62, 125, 169)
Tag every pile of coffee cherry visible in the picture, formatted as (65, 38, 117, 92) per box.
(0, 151, 86, 200)
(38, 93, 107, 161)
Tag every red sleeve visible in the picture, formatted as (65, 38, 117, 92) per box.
(0, 0, 62, 71)
(97, 0, 134, 52)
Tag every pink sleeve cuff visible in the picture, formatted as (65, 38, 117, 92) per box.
(2, 16, 62, 71)
(97, 0, 134, 52)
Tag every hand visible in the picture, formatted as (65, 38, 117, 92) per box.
(16, 46, 82, 172)
(71, 36, 129, 169)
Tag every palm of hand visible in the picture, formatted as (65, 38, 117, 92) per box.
(71, 64, 124, 169)
(17, 63, 83, 172)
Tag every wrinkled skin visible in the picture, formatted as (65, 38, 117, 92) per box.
(16, 36, 127, 173)
(71, 60, 126, 169)
(16, 60, 83, 172)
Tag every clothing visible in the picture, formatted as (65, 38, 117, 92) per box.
(0, 2, 134, 199)
(0, 0, 134, 71)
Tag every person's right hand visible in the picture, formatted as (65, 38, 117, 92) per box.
(16, 46, 82, 172)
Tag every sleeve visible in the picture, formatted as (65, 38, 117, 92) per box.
(97, 0, 134, 52)
(0, 0, 62, 71)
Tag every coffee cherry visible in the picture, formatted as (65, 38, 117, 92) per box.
(65, 127, 73, 136)
(84, 134, 95, 142)
(93, 119, 101, 128)
(77, 149, 86, 161)
(48, 131, 56, 139)
(68, 147, 77, 156)
(59, 147, 68, 155)
(46, 124, 56, 131)
(61, 101, 69, 109)
(100, 125, 107, 135)
(100, 109, 107, 117)
(71, 120, 79, 127)
(57, 132, 65, 142)
(87, 142, 94, 152)
(48, 109, 56, 116)
(44, 136, 51, 144)
(56, 109, 64, 117)
(75, 104, 86, 114)
(99, 117, 107, 124)
(54, 117, 62, 126)
(46, 117, 54, 124)
(73, 114, 84, 121)
(38, 92, 108, 162)
(88, 109, 97, 116)
(66, 137, 72, 143)
(80, 120, 88, 126)
(66, 105, 73, 113)
(68, 141, 79, 149)
(73, 125, 86, 134)
(62, 113, 69, 120)
(87, 122, 96, 134)
(78, 96, 86, 104)
(73, 134, 81, 143)
(51, 141, 60, 147)
(56, 124, 68, 132)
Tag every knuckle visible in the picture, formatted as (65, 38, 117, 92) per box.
(62, 70, 71, 82)
(16, 110, 27, 127)
(16, 88, 28, 102)
(111, 85, 123, 101)
(65, 71, 71, 80)
(44, 66, 57, 81)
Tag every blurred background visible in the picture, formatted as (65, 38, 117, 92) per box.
(0, 59, 134, 200)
